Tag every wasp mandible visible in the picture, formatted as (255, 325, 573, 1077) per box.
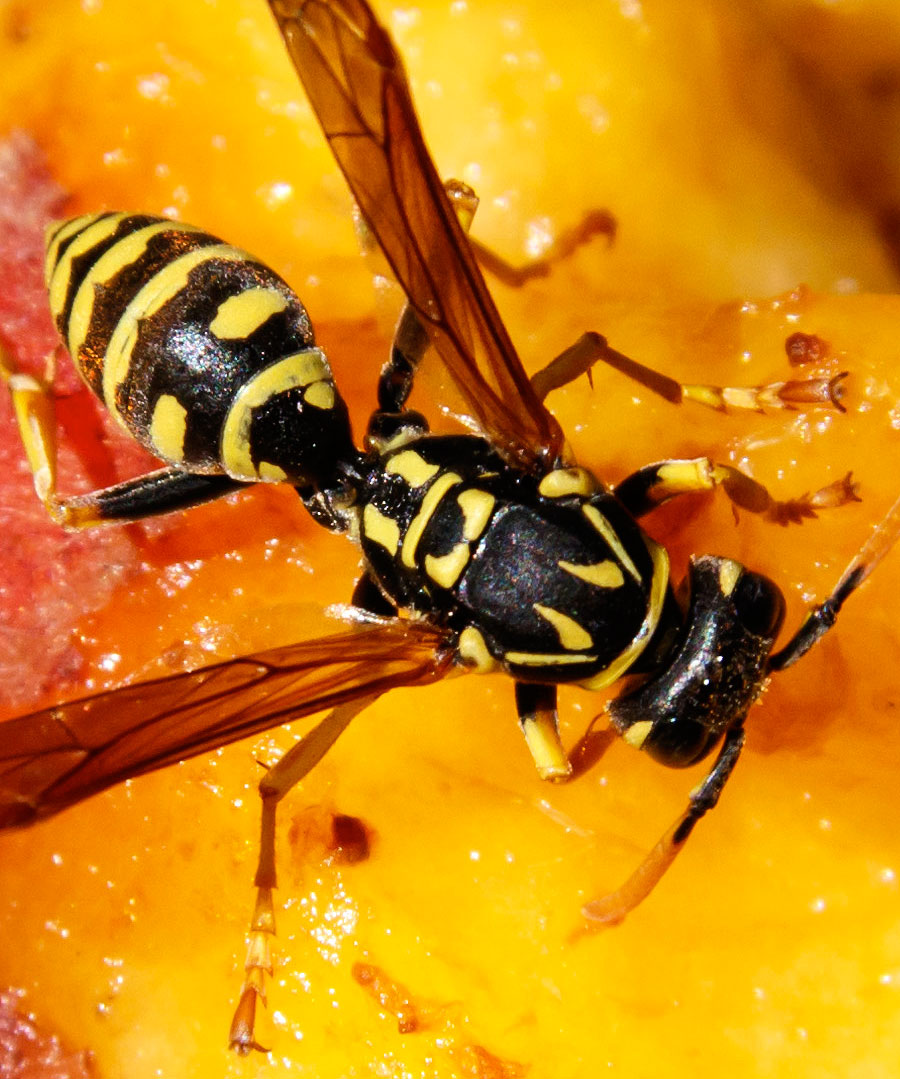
(1, 0, 898, 1054)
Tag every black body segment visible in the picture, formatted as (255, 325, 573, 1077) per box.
(45, 212, 356, 489)
(457, 491, 668, 685)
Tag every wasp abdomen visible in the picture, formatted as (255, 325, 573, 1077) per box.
(44, 212, 354, 487)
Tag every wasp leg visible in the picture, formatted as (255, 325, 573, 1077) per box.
(614, 457, 860, 527)
(770, 490, 900, 671)
(374, 181, 482, 414)
(515, 682, 572, 782)
(230, 573, 397, 1054)
(229, 693, 378, 1054)
(1, 346, 59, 508)
(1, 344, 242, 527)
(373, 186, 614, 414)
(576, 723, 746, 934)
(376, 304, 430, 414)
(350, 572, 398, 617)
(56, 470, 244, 527)
(529, 330, 847, 412)
(467, 208, 617, 287)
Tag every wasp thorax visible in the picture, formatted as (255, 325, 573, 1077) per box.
(456, 488, 671, 688)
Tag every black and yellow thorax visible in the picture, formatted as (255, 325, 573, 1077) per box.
(358, 436, 671, 687)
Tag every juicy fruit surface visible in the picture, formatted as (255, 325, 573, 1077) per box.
(1, 1, 900, 1076)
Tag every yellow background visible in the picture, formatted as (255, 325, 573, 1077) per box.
(1, 1, 900, 1075)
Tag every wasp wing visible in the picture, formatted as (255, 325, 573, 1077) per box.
(0, 618, 454, 828)
(270, 0, 564, 470)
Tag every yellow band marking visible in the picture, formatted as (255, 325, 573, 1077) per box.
(148, 393, 188, 463)
(363, 503, 401, 555)
(559, 558, 625, 589)
(425, 543, 470, 589)
(533, 604, 593, 651)
(682, 384, 724, 411)
(44, 213, 100, 288)
(579, 538, 670, 691)
(303, 381, 336, 410)
(622, 720, 653, 750)
(457, 488, 495, 541)
(401, 471, 461, 569)
(102, 243, 249, 413)
(209, 287, 289, 339)
(520, 711, 572, 781)
(366, 423, 422, 456)
(220, 348, 331, 479)
(48, 213, 129, 329)
(7, 371, 57, 508)
(67, 221, 207, 361)
(718, 559, 742, 597)
(721, 386, 764, 411)
(656, 459, 714, 495)
(386, 449, 440, 487)
(44, 216, 79, 257)
(258, 461, 289, 482)
(538, 467, 598, 499)
(458, 626, 498, 672)
(505, 651, 597, 667)
(581, 503, 641, 583)
(420, 486, 493, 588)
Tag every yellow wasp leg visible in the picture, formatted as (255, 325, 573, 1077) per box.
(468, 208, 617, 287)
(770, 489, 900, 670)
(1, 341, 62, 520)
(615, 457, 860, 527)
(229, 694, 378, 1055)
(530, 330, 847, 412)
(574, 725, 745, 937)
(1, 339, 242, 529)
(515, 682, 572, 782)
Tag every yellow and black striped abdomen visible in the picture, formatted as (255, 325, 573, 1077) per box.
(44, 213, 354, 487)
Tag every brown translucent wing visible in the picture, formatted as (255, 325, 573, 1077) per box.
(0, 618, 454, 828)
(270, 0, 564, 470)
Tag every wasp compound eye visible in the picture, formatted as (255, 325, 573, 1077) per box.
(733, 571, 785, 640)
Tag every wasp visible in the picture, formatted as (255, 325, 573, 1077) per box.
(1, 0, 899, 1055)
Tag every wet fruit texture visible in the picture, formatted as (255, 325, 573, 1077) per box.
(1, 2, 900, 1077)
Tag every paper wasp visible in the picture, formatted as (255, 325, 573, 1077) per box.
(2, 0, 899, 1055)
